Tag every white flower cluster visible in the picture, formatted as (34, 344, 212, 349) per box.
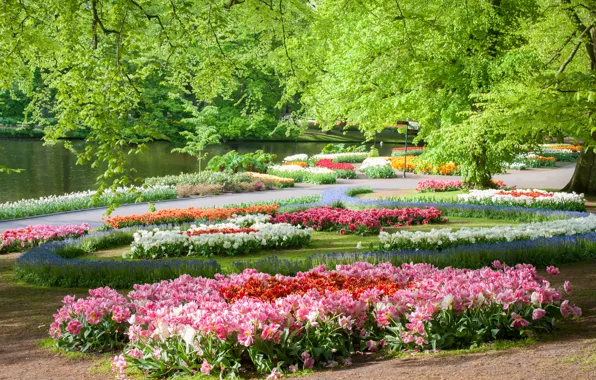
(457, 189, 584, 208)
(283, 154, 309, 162)
(311, 152, 368, 161)
(359, 157, 391, 170)
(504, 162, 527, 170)
(126, 222, 310, 259)
(379, 214, 596, 250)
(0, 186, 173, 210)
(267, 165, 334, 174)
(228, 213, 272, 227)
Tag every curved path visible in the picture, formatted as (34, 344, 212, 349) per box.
(0, 164, 576, 230)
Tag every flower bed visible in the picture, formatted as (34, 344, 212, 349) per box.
(390, 156, 457, 175)
(272, 206, 445, 235)
(311, 152, 369, 163)
(103, 205, 278, 229)
(267, 165, 337, 184)
(282, 161, 307, 167)
(416, 180, 510, 193)
(379, 214, 596, 251)
(245, 172, 295, 188)
(315, 159, 357, 179)
(0, 186, 176, 221)
(50, 263, 579, 379)
(283, 153, 309, 162)
(1, 223, 91, 253)
(359, 158, 396, 178)
(126, 223, 310, 259)
(457, 189, 585, 211)
(416, 180, 464, 192)
(512, 154, 557, 168)
(391, 146, 425, 156)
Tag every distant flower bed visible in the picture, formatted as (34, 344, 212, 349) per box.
(312, 152, 369, 163)
(540, 144, 582, 153)
(103, 205, 279, 229)
(315, 159, 357, 179)
(244, 172, 295, 188)
(390, 156, 457, 175)
(359, 157, 396, 178)
(126, 223, 310, 259)
(1, 223, 91, 253)
(272, 206, 445, 235)
(457, 189, 585, 211)
(282, 161, 307, 167)
(416, 179, 510, 193)
(282, 153, 309, 162)
(379, 214, 596, 250)
(267, 165, 337, 184)
(50, 263, 579, 379)
(0, 186, 177, 221)
(391, 146, 425, 156)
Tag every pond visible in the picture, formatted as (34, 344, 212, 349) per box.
(0, 139, 399, 202)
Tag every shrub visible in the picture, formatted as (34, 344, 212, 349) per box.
(207, 150, 275, 173)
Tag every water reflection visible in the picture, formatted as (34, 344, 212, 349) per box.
(0, 139, 396, 202)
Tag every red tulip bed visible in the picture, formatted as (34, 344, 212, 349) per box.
(271, 206, 446, 235)
(49, 262, 580, 379)
(315, 159, 357, 179)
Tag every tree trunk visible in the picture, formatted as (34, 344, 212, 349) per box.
(562, 147, 596, 195)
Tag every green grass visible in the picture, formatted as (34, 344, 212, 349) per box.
(84, 217, 519, 271)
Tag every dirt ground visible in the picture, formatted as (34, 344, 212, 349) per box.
(1, 254, 595, 380)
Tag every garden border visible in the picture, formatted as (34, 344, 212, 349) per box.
(15, 187, 596, 288)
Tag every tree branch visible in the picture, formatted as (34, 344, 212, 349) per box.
(279, 0, 296, 76)
(558, 23, 594, 73)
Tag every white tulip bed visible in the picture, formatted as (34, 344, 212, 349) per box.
(126, 223, 310, 259)
(379, 214, 596, 250)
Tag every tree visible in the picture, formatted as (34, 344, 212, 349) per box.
(0, 0, 310, 190)
(475, 0, 596, 194)
(286, 0, 543, 187)
(172, 107, 221, 172)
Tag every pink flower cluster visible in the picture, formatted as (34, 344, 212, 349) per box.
(272, 206, 445, 234)
(51, 263, 579, 378)
(0, 223, 91, 253)
(416, 180, 464, 193)
(50, 287, 132, 341)
(315, 159, 356, 171)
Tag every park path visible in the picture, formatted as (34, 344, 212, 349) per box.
(0, 164, 576, 230)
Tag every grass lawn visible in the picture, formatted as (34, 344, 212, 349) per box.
(85, 216, 519, 272)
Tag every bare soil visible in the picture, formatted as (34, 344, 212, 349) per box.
(1, 254, 595, 380)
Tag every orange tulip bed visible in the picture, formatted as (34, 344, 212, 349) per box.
(103, 205, 279, 229)
(390, 156, 458, 175)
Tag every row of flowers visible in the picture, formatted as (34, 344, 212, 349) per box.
(272, 206, 445, 235)
(456, 189, 585, 211)
(359, 157, 396, 178)
(1, 223, 92, 253)
(245, 172, 296, 186)
(49, 262, 579, 379)
(0, 186, 177, 221)
(379, 214, 596, 250)
(391, 146, 425, 157)
(315, 159, 358, 179)
(126, 223, 311, 259)
(103, 205, 279, 229)
(416, 180, 511, 193)
(267, 165, 337, 184)
(390, 156, 458, 175)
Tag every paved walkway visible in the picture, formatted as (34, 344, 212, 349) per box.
(0, 164, 576, 230)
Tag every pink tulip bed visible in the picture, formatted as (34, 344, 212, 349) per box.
(415, 179, 511, 193)
(0, 223, 92, 253)
(49, 262, 580, 379)
(271, 206, 446, 235)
